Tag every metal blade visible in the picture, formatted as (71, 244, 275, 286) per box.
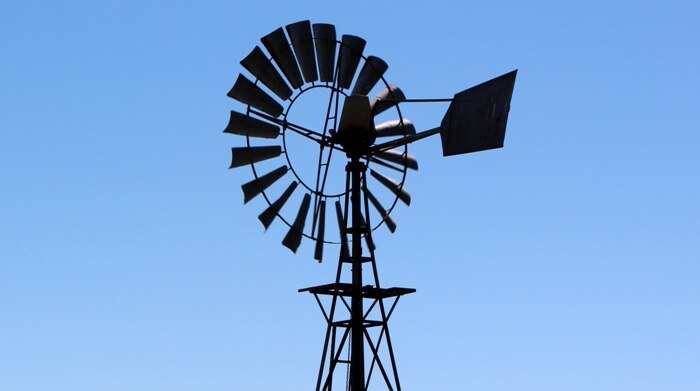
(365, 187, 397, 233)
(286, 20, 318, 83)
(373, 149, 418, 170)
(360, 214, 375, 251)
(282, 193, 311, 253)
(261, 28, 303, 89)
(313, 200, 326, 262)
(258, 181, 298, 229)
(374, 119, 416, 138)
(230, 145, 282, 168)
(368, 156, 404, 173)
(335, 201, 349, 260)
(369, 169, 411, 206)
(350, 56, 388, 96)
(223, 110, 280, 139)
(370, 85, 405, 116)
(240, 46, 292, 101)
(228, 74, 284, 118)
(440, 70, 517, 156)
(337, 35, 366, 89)
(241, 165, 288, 203)
(312, 23, 336, 82)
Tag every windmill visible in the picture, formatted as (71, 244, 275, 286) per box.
(224, 20, 516, 390)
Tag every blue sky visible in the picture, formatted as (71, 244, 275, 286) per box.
(1, 1, 699, 390)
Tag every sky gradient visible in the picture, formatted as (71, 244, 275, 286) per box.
(1, 1, 699, 390)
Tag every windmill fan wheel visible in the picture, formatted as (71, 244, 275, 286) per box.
(224, 20, 419, 261)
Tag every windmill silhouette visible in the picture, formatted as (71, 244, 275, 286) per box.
(224, 20, 516, 390)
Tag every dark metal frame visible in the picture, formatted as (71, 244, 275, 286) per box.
(227, 20, 516, 390)
(300, 156, 414, 390)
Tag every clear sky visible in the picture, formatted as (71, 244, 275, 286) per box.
(1, 1, 699, 390)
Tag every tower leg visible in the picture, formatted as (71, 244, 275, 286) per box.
(349, 157, 365, 390)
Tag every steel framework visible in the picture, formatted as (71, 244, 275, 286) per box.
(300, 157, 414, 390)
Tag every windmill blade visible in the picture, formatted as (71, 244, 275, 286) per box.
(337, 35, 366, 89)
(360, 214, 376, 252)
(286, 20, 318, 83)
(370, 84, 405, 116)
(374, 119, 416, 138)
(259, 181, 298, 229)
(282, 193, 311, 253)
(241, 165, 288, 203)
(312, 23, 336, 83)
(313, 200, 326, 262)
(261, 27, 304, 89)
(351, 56, 388, 96)
(440, 69, 517, 156)
(369, 169, 411, 206)
(230, 146, 282, 168)
(228, 74, 284, 118)
(335, 201, 349, 260)
(368, 156, 405, 173)
(365, 188, 397, 233)
(240, 46, 293, 101)
(223, 110, 280, 139)
(373, 149, 418, 171)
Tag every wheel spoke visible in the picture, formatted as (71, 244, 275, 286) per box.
(248, 108, 342, 151)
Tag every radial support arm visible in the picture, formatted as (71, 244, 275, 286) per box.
(369, 127, 441, 154)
